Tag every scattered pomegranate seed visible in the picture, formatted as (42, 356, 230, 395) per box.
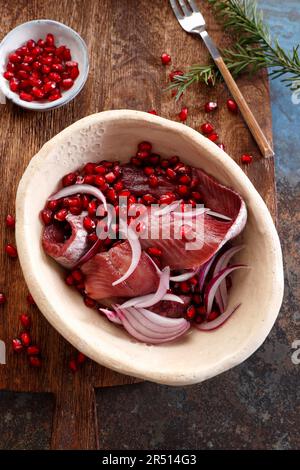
(83, 216, 96, 232)
(180, 282, 190, 294)
(69, 358, 78, 372)
(61, 78, 74, 89)
(5, 243, 18, 258)
(65, 274, 75, 286)
(149, 174, 159, 188)
(71, 269, 83, 283)
(179, 107, 188, 121)
(159, 193, 175, 205)
(54, 208, 68, 222)
(27, 293, 36, 305)
(27, 345, 41, 356)
(105, 172, 116, 183)
(137, 150, 149, 160)
(20, 314, 31, 329)
(148, 109, 158, 115)
(177, 185, 189, 197)
(20, 91, 33, 102)
(143, 193, 157, 205)
(29, 356, 42, 368)
(147, 247, 162, 257)
(166, 168, 176, 179)
(241, 154, 253, 164)
(0, 293, 6, 305)
(193, 294, 202, 305)
(84, 296, 96, 308)
(114, 181, 124, 192)
(144, 166, 154, 176)
(207, 311, 219, 321)
(12, 338, 23, 353)
(208, 133, 219, 143)
(138, 141, 152, 152)
(41, 209, 53, 225)
(178, 175, 191, 185)
(77, 352, 86, 364)
(227, 98, 238, 113)
(5, 214, 15, 228)
(186, 305, 196, 320)
(20, 331, 31, 347)
(169, 70, 184, 82)
(161, 53, 171, 65)
(204, 101, 218, 112)
(201, 122, 214, 134)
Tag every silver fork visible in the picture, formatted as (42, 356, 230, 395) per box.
(170, 0, 274, 158)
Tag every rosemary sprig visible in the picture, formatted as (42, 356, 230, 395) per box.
(168, 0, 300, 100)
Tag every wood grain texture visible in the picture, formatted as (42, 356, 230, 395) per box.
(0, 0, 276, 449)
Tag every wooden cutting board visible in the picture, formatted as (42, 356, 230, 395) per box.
(0, 0, 276, 449)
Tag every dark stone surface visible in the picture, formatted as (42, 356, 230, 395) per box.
(0, 0, 299, 450)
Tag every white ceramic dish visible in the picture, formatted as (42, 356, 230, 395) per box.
(0, 19, 89, 111)
(16, 110, 284, 385)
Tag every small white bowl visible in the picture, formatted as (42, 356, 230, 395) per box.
(16, 110, 284, 385)
(0, 19, 89, 111)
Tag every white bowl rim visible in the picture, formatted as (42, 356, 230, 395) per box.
(15, 110, 284, 385)
(0, 19, 89, 111)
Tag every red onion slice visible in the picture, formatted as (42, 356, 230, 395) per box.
(205, 265, 248, 314)
(112, 226, 141, 286)
(99, 308, 122, 324)
(120, 266, 170, 309)
(207, 210, 232, 221)
(213, 245, 245, 312)
(48, 183, 107, 211)
(74, 238, 102, 268)
(161, 293, 184, 303)
(174, 207, 208, 218)
(195, 304, 241, 331)
(170, 271, 196, 282)
(115, 306, 190, 344)
(154, 200, 181, 216)
(198, 254, 216, 291)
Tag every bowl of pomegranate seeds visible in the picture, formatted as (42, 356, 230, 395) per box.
(15, 110, 283, 385)
(0, 19, 89, 110)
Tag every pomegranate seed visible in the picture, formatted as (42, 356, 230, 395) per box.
(71, 269, 83, 283)
(94, 165, 106, 175)
(46, 33, 55, 46)
(143, 166, 154, 176)
(147, 247, 162, 257)
(0, 293, 7, 305)
(94, 175, 105, 187)
(180, 282, 190, 294)
(5, 244, 17, 258)
(87, 232, 98, 244)
(177, 185, 189, 197)
(179, 107, 188, 121)
(31, 46, 42, 56)
(191, 191, 202, 201)
(27, 345, 41, 356)
(62, 172, 77, 186)
(12, 338, 23, 353)
(69, 358, 78, 372)
(208, 311, 219, 321)
(119, 190, 131, 198)
(65, 274, 75, 286)
(20, 314, 31, 329)
(41, 64, 51, 74)
(48, 72, 61, 83)
(17, 70, 29, 80)
(29, 356, 42, 368)
(159, 193, 175, 205)
(51, 63, 63, 72)
(138, 141, 152, 152)
(204, 101, 218, 112)
(83, 216, 96, 232)
(186, 305, 196, 320)
(63, 48, 72, 61)
(48, 90, 61, 102)
(37, 38, 45, 47)
(105, 172, 116, 183)
(208, 133, 219, 142)
(88, 201, 97, 217)
(114, 181, 124, 192)
(161, 53, 171, 65)
(84, 296, 96, 308)
(20, 331, 31, 347)
(136, 151, 149, 160)
(178, 175, 191, 185)
(169, 70, 184, 82)
(195, 314, 205, 324)
(31, 87, 45, 99)
(27, 294, 36, 305)
(54, 208, 68, 222)
(46, 200, 59, 211)
(77, 352, 86, 364)
(9, 53, 22, 63)
(5, 214, 15, 228)
(9, 78, 19, 92)
(43, 81, 56, 93)
(148, 109, 158, 115)
(84, 162, 96, 174)
(107, 188, 117, 202)
(20, 91, 33, 102)
(193, 294, 202, 305)
(166, 168, 176, 179)
(201, 122, 214, 134)
(169, 155, 180, 167)
(227, 98, 238, 113)
(70, 66, 79, 79)
(32, 60, 41, 70)
(23, 55, 34, 64)
(61, 78, 73, 89)
(27, 39, 36, 50)
(241, 154, 253, 164)
(149, 174, 159, 188)
(218, 143, 226, 151)
(3, 71, 14, 80)
(130, 156, 141, 166)
(143, 194, 156, 205)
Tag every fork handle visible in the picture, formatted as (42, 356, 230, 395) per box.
(214, 56, 274, 158)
